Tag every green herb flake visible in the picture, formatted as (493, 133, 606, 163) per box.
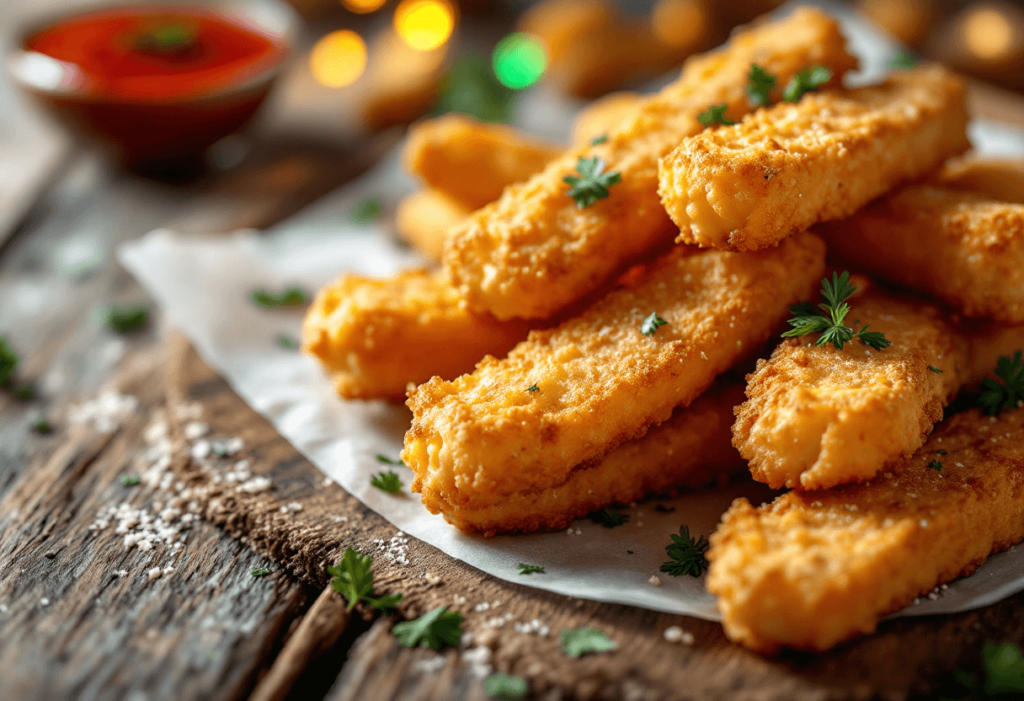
(590, 134, 608, 146)
(936, 449, 948, 455)
(527, 384, 539, 392)
(0, 337, 18, 387)
(660, 525, 709, 578)
(561, 627, 617, 658)
(276, 335, 299, 350)
(120, 475, 141, 486)
(929, 366, 943, 373)
(251, 286, 309, 308)
(952, 642, 1024, 698)
(746, 64, 777, 107)
(250, 567, 272, 577)
(563, 156, 621, 209)
(351, 198, 384, 225)
(783, 65, 832, 102)
(393, 606, 463, 650)
(371, 470, 403, 494)
(889, 51, 918, 70)
(589, 508, 628, 528)
(376, 454, 404, 466)
(782, 271, 891, 351)
(328, 547, 403, 611)
(697, 104, 734, 128)
(929, 460, 943, 471)
(518, 563, 545, 575)
(32, 418, 52, 434)
(978, 350, 1024, 416)
(483, 673, 528, 700)
(101, 304, 149, 333)
(12, 383, 34, 402)
(641, 312, 668, 336)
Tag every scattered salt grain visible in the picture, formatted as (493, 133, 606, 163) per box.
(68, 391, 138, 433)
(184, 422, 209, 440)
(147, 567, 163, 581)
(416, 655, 446, 674)
(462, 646, 492, 678)
(39, 598, 50, 607)
(648, 575, 662, 587)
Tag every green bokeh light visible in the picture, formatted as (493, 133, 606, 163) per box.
(492, 33, 547, 90)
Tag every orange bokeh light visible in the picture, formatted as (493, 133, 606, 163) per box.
(394, 0, 455, 52)
(309, 30, 367, 88)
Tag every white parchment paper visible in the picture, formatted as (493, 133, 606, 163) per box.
(119, 2, 1024, 621)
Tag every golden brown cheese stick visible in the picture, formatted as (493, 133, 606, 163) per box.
(660, 65, 970, 251)
(403, 115, 562, 211)
(821, 181, 1024, 324)
(429, 382, 747, 536)
(404, 232, 825, 510)
(733, 285, 970, 490)
(570, 91, 642, 146)
(302, 269, 529, 400)
(708, 407, 1024, 654)
(967, 321, 1024, 385)
(444, 8, 855, 320)
(395, 189, 470, 263)
(939, 156, 1024, 204)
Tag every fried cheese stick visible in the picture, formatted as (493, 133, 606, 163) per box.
(940, 156, 1024, 204)
(395, 189, 470, 263)
(708, 408, 1024, 653)
(821, 179, 1024, 323)
(733, 286, 970, 490)
(570, 91, 643, 146)
(660, 65, 970, 251)
(302, 270, 529, 400)
(404, 232, 825, 511)
(430, 382, 747, 536)
(444, 8, 855, 320)
(404, 115, 562, 211)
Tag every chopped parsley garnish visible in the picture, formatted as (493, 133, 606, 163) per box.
(746, 64, 777, 107)
(33, 419, 52, 434)
(889, 51, 918, 70)
(371, 470, 403, 493)
(393, 606, 463, 650)
(929, 366, 943, 373)
(276, 335, 299, 350)
(518, 563, 545, 575)
(250, 567, 272, 577)
(978, 351, 1024, 416)
(589, 508, 628, 528)
(483, 673, 528, 700)
(11, 383, 34, 401)
(210, 441, 230, 457)
(101, 303, 149, 333)
(929, 460, 943, 471)
(120, 475, 141, 486)
(697, 104, 734, 128)
(561, 627, 617, 657)
(950, 642, 1024, 698)
(251, 286, 309, 308)
(936, 449, 948, 455)
(563, 156, 621, 209)
(590, 134, 608, 146)
(527, 384, 539, 392)
(351, 198, 383, 225)
(641, 312, 668, 336)
(782, 271, 891, 351)
(0, 337, 17, 387)
(783, 65, 832, 102)
(328, 547, 403, 611)
(660, 525, 709, 578)
(376, 454, 404, 466)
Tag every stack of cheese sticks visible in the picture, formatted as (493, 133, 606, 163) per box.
(302, 7, 1024, 654)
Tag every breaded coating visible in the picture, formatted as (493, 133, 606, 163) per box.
(967, 320, 1024, 385)
(570, 91, 643, 146)
(444, 8, 856, 320)
(821, 180, 1024, 323)
(404, 232, 825, 511)
(425, 382, 748, 536)
(404, 115, 561, 211)
(733, 286, 969, 490)
(660, 65, 970, 251)
(708, 408, 1024, 653)
(939, 156, 1024, 204)
(302, 269, 529, 401)
(395, 189, 470, 263)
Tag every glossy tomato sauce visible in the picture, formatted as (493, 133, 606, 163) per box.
(24, 7, 285, 101)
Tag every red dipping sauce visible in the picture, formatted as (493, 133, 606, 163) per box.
(25, 7, 285, 102)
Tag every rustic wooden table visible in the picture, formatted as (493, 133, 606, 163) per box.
(3, 6, 1024, 698)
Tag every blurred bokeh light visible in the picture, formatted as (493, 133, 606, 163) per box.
(963, 4, 1017, 60)
(652, 0, 708, 49)
(310, 29, 367, 87)
(492, 33, 547, 89)
(394, 0, 456, 51)
(340, 0, 388, 13)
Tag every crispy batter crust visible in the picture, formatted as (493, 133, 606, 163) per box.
(302, 270, 529, 400)
(660, 66, 970, 251)
(821, 181, 1024, 323)
(443, 8, 855, 320)
(395, 189, 470, 263)
(404, 232, 825, 510)
(423, 382, 748, 536)
(939, 156, 1024, 204)
(708, 408, 1024, 653)
(403, 115, 561, 211)
(733, 286, 969, 490)
(570, 91, 643, 146)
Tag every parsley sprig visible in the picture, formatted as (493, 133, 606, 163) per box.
(393, 606, 463, 649)
(589, 508, 628, 528)
(483, 673, 528, 700)
(782, 271, 891, 351)
(371, 470, 403, 493)
(328, 547, 403, 611)
(590, 134, 608, 146)
(563, 157, 621, 209)
(641, 312, 668, 336)
(697, 104, 734, 128)
(250, 567, 272, 577)
(978, 351, 1024, 416)
(929, 460, 943, 472)
(746, 64, 776, 107)
(0, 337, 18, 388)
(376, 454, 404, 466)
(518, 563, 545, 575)
(561, 628, 617, 657)
(101, 303, 149, 333)
(660, 525, 709, 578)
(783, 65, 832, 102)
(948, 642, 1024, 699)
(251, 286, 309, 308)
